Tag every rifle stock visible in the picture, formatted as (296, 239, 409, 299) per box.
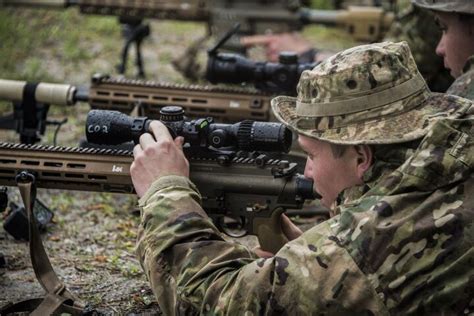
(0, 142, 315, 253)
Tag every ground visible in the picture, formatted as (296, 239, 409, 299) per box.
(0, 4, 356, 315)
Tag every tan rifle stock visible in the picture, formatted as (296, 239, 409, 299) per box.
(0, 142, 314, 253)
(1, 0, 394, 42)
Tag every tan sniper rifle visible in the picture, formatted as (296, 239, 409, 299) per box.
(0, 74, 273, 144)
(0, 0, 394, 75)
(0, 0, 394, 42)
(0, 107, 316, 253)
(0, 108, 316, 314)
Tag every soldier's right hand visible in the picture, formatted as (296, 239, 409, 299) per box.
(130, 121, 190, 197)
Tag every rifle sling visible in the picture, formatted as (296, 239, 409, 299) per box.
(0, 175, 85, 315)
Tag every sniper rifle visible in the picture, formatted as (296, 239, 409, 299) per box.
(0, 106, 317, 253)
(0, 107, 317, 314)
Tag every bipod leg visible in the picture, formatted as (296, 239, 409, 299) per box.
(133, 23, 150, 78)
(135, 37, 145, 78)
(117, 24, 134, 75)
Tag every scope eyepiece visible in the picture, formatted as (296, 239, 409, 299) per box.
(86, 107, 292, 153)
(296, 175, 319, 200)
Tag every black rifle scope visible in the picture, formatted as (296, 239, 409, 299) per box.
(206, 51, 317, 95)
(86, 106, 292, 153)
(205, 24, 317, 95)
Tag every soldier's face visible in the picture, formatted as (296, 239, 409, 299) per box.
(435, 12, 474, 78)
(298, 136, 364, 209)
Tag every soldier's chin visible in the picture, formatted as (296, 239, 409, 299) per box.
(450, 68, 463, 79)
(320, 197, 332, 209)
(445, 67, 457, 79)
(448, 68, 456, 78)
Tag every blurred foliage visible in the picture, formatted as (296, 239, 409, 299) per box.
(310, 0, 335, 9)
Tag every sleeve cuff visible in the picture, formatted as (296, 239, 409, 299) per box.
(138, 175, 199, 206)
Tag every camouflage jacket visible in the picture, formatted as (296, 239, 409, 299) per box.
(447, 55, 474, 101)
(136, 101, 474, 315)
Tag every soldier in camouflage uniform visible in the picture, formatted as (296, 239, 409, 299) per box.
(383, 4, 453, 92)
(412, 0, 474, 101)
(131, 41, 474, 314)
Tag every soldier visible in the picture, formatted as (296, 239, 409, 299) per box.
(383, 3, 453, 92)
(411, 0, 474, 100)
(131, 42, 473, 314)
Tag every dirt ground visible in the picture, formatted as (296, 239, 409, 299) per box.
(0, 6, 356, 315)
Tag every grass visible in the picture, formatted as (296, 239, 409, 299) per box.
(0, 8, 120, 82)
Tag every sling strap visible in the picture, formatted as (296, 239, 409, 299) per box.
(0, 171, 86, 315)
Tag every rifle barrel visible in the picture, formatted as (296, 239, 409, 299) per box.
(299, 9, 339, 26)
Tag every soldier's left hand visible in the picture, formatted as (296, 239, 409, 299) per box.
(241, 32, 313, 62)
(131, 121, 190, 197)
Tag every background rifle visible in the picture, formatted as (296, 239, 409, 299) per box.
(0, 107, 317, 253)
(0, 0, 394, 76)
(0, 74, 273, 144)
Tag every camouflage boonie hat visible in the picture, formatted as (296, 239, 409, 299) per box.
(411, 0, 474, 15)
(271, 41, 469, 145)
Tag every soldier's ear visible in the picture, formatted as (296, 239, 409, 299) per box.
(354, 145, 373, 180)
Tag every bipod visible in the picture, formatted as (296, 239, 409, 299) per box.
(116, 17, 151, 78)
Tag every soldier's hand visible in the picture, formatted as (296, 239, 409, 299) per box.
(241, 32, 313, 62)
(281, 213, 303, 240)
(253, 214, 303, 258)
(131, 121, 190, 197)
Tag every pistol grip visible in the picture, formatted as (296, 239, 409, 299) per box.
(253, 208, 288, 254)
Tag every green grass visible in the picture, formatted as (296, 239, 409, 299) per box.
(0, 8, 119, 81)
